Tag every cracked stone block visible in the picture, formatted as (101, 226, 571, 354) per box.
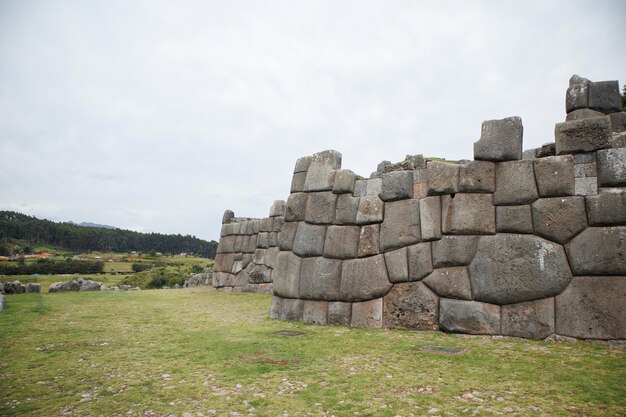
(597, 147, 626, 187)
(285, 192, 308, 222)
(292, 222, 327, 257)
(358, 224, 380, 257)
(272, 251, 302, 298)
(419, 196, 442, 241)
(494, 160, 539, 205)
(305, 191, 337, 224)
(379, 171, 414, 201)
(586, 191, 626, 226)
(335, 194, 359, 225)
(531, 197, 587, 244)
(473, 116, 523, 161)
(356, 195, 384, 225)
(555, 116, 613, 155)
(383, 247, 409, 283)
(534, 155, 575, 197)
(427, 161, 460, 195)
(588, 80, 622, 113)
(303, 300, 329, 325)
(323, 225, 360, 259)
(333, 169, 357, 194)
(328, 301, 352, 325)
(340, 255, 391, 302)
(439, 299, 501, 335)
(566, 227, 626, 275)
(380, 199, 421, 252)
(351, 298, 383, 328)
(407, 242, 433, 281)
(383, 282, 439, 330)
(501, 298, 555, 340)
(441, 193, 495, 235)
(303, 150, 342, 191)
(459, 160, 496, 193)
(432, 235, 479, 268)
(423, 267, 472, 300)
(496, 205, 533, 233)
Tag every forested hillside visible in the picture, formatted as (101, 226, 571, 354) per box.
(0, 211, 217, 258)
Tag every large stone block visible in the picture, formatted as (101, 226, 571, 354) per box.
(575, 177, 598, 196)
(333, 169, 356, 194)
(384, 247, 408, 283)
(501, 298, 554, 340)
(555, 116, 613, 155)
(353, 179, 367, 197)
(473, 116, 523, 162)
(432, 235, 479, 268)
(281, 298, 305, 321)
(574, 162, 597, 178)
(597, 147, 626, 187)
(269, 295, 283, 319)
(536, 142, 557, 158)
(294, 155, 312, 173)
(441, 193, 495, 235)
(305, 191, 337, 224)
(356, 195, 384, 225)
(379, 171, 414, 201)
(303, 300, 329, 325)
(586, 192, 626, 226)
(270, 200, 286, 217)
(609, 112, 626, 133)
(494, 160, 539, 205)
(303, 150, 341, 191)
(351, 298, 383, 328)
(323, 225, 360, 259)
(496, 205, 533, 233)
(272, 251, 302, 298)
(382, 282, 439, 330)
(328, 301, 352, 325)
(222, 209, 235, 224)
(379, 199, 421, 252)
(531, 197, 587, 244)
(533, 155, 575, 197)
(358, 224, 380, 257)
(265, 247, 279, 269)
(277, 221, 299, 251)
(588, 80, 622, 113)
(407, 242, 433, 281)
(247, 264, 272, 283)
(423, 267, 472, 300)
(459, 160, 496, 193)
(565, 82, 589, 113)
(419, 196, 442, 241)
(469, 234, 572, 304)
(290, 172, 307, 193)
(335, 194, 359, 225)
(340, 255, 392, 302)
(439, 299, 501, 335)
(426, 161, 460, 195)
(566, 108, 604, 121)
(285, 192, 308, 222)
(257, 232, 269, 249)
(292, 222, 326, 257)
(566, 227, 626, 275)
(556, 276, 626, 339)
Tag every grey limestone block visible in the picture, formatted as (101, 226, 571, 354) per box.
(292, 222, 327, 257)
(272, 251, 302, 298)
(565, 82, 589, 113)
(533, 155, 575, 197)
(426, 161, 460, 195)
(328, 301, 352, 325)
(241, 235, 251, 254)
(585, 191, 626, 226)
(501, 298, 555, 340)
(383, 247, 408, 283)
(269, 295, 283, 319)
(333, 169, 357, 194)
(294, 156, 312, 173)
(496, 205, 533, 233)
(356, 195, 384, 225)
(459, 160, 496, 193)
(468, 234, 572, 305)
(299, 257, 342, 300)
(574, 163, 596, 178)
(265, 247, 279, 269)
(366, 178, 383, 195)
(233, 252, 243, 262)
(285, 192, 308, 222)
(419, 196, 442, 241)
(575, 177, 598, 196)
(574, 152, 597, 164)
(231, 260, 243, 275)
(531, 197, 587, 244)
(555, 116, 613, 155)
(303, 150, 342, 192)
(353, 179, 367, 197)
(246, 235, 258, 253)
(270, 200, 286, 217)
(272, 216, 284, 233)
(257, 232, 269, 249)
(247, 264, 272, 284)
(473, 116, 523, 162)
(405, 242, 433, 281)
(358, 224, 380, 257)
(220, 236, 237, 253)
(377, 160, 391, 174)
(222, 209, 235, 224)
(569, 74, 590, 86)
(439, 298, 501, 335)
(556, 276, 626, 340)
(588, 80, 622, 113)
(413, 168, 427, 183)
(597, 147, 626, 187)
(406, 154, 426, 169)
(302, 300, 329, 325)
(379, 199, 421, 252)
(609, 112, 626, 133)
(566, 108, 605, 121)
(351, 298, 383, 328)
(281, 298, 305, 321)
(522, 148, 537, 160)
(494, 160, 539, 205)
(536, 142, 556, 158)
(379, 171, 414, 201)
(382, 281, 439, 330)
(252, 248, 266, 265)
(305, 191, 337, 224)
(441, 193, 495, 235)
(290, 172, 307, 193)
(340, 255, 391, 302)
(242, 253, 252, 269)
(431, 235, 479, 268)
(234, 235, 244, 252)
(323, 225, 360, 259)
(212, 272, 232, 288)
(566, 226, 626, 275)
(335, 194, 359, 225)
(423, 267, 472, 300)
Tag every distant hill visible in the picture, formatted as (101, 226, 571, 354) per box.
(68, 221, 116, 229)
(0, 211, 217, 258)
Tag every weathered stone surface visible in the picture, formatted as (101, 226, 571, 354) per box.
(495, 205, 532, 233)
(25, 283, 41, 293)
(299, 257, 342, 300)
(215, 253, 235, 273)
(353, 179, 367, 197)
(328, 301, 352, 325)
(531, 197, 587, 244)
(469, 234, 572, 304)
(439, 299, 501, 335)
(609, 112, 626, 133)
(586, 191, 626, 226)
(257, 232, 269, 249)
(406, 154, 426, 169)
(247, 264, 272, 283)
(379, 171, 413, 201)
(358, 224, 380, 257)
(333, 169, 356, 194)
(459, 160, 496, 193)
(219, 235, 237, 253)
(303, 150, 341, 191)
(290, 172, 307, 193)
(277, 221, 299, 251)
(302, 300, 329, 324)
(522, 148, 537, 160)
(441, 193, 495, 235)
(281, 298, 304, 321)
(474, 116, 523, 162)
(407, 242, 433, 281)
(323, 225, 359, 259)
(494, 160, 539, 205)
(356, 195, 384, 225)
(588, 80, 622, 113)
(419, 196, 442, 241)
(566, 227, 626, 275)
(556, 276, 626, 339)
(501, 298, 555, 340)
(566, 108, 604, 121)
(536, 142, 556, 158)
(335, 194, 359, 225)
(292, 222, 326, 257)
(426, 161, 460, 195)
(272, 251, 302, 298)
(565, 82, 589, 113)
(574, 152, 597, 164)
(340, 255, 391, 302)
(294, 156, 312, 173)
(285, 192, 308, 222)
(383, 282, 439, 330)
(270, 200, 286, 217)
(305, 191, 337, 224)
(265, 247, 279, 268)
(268, 232, 278, 249)
(575, 177, 598, 196)
(380, 199, 421, 252)
(534, 155, 575, 197)
(351, 298, 383, 328)
(597, 147, 626, 187)
(432, 235, 479, 268)
(212, 272, 230, 288)
(222, 209, 235, 224)
(232, 260, 243, 275)
(574, 163, 597, 178)
(555, 116, 613, 155)
(366, 178, 382, 195)
(269, 295, 283, 319)
(423, 267, 472, 300)
(384, 247, 408, 283)
(272, 215, 283, 232)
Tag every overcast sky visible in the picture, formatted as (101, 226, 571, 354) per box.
(1, 1, 624, 242)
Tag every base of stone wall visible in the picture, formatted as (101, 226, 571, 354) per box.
(215, 283, 272, 294)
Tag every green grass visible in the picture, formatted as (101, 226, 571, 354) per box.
(1, 290, 624, 416)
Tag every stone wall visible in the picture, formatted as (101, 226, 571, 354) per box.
(215, 75, 626, 340)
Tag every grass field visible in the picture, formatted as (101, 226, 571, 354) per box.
(1, 289, 624, 417)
